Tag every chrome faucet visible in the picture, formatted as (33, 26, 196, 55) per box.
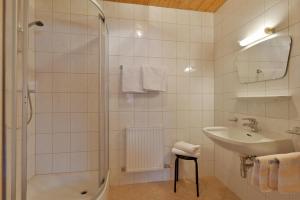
(242, 118, 258, 132)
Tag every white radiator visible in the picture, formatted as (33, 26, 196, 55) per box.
(125, 127, 164, 172)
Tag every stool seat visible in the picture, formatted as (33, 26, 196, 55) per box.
(172, 148, 200, 158)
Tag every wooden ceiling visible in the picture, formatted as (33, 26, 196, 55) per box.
(104, 0, 226, 12)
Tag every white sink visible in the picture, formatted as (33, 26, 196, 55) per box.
(203, 126, 294, 156)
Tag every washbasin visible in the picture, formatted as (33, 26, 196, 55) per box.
(203, 126, 294, 156)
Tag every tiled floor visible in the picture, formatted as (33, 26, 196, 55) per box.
(27, 171, 99, 200)
(108, 176, 240, 200)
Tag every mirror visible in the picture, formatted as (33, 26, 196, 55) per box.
(236, 35, 292, 83)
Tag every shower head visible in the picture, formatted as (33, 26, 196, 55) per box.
(28, 21, 44, 28)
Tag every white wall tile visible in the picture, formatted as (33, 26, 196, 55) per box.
(70, 152, 87, 171)
(35, 31, 53, 52)
(36, 113, 52, 133)
(118, 3, 134, 19)
(148, 40, 162, 57)
(53, 0, 70, 13)
(36, 154, 53, 174)
(53, 153, 70, 173)
(53, 134, 70, 153)
(70, 0, 87, 15)
(53, 53, 69, 72)
(36, 0, 53, 12)
(53, 93, 69, 113)
(36, 93, 52, 113)
(148, 21, 162, 39)
(36, 52, 53, 72)
(53, 113, 70, 132)
(52, 33, 70, 53)
(70, 93, 87, 112)
(176, 9, 190, 25)
(134, 4, 148, 20)
(36, 134, 53, 154)
(71, 113, 87, 132)
(36, 73, 52, 92)
(53, 13, 70, 33)
(148, 6, 162, 22)
(71, 133, 88, 152)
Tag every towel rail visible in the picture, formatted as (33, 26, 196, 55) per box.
(269, 159, 280, 164)
(254, 158, 280, 164)
(286, 127, 300, 135)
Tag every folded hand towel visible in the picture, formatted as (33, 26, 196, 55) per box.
(277, 152, 300, 193)
(171, 148, 200, 158)
(142, 65, 167, 92)
(174, 141, 200, 154)
(255, 155, 277, 192)
(122, 66, 145, 93)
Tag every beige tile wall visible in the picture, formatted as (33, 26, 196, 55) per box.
(104, 1, 215, 186)
(34, 0, 102, 175)
(214, 0, 300, 199)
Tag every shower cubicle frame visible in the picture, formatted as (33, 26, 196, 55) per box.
(2, 0, 109, 199)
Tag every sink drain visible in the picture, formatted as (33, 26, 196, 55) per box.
(81, 191, 88, 195)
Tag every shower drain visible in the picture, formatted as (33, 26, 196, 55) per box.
(81, 191, 88, 195)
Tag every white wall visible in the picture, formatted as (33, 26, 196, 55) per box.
(104, 1, 215, 186)
(214, 0, 300, 199)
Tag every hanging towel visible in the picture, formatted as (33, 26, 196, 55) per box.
(174, 141, 201, 154)
(142, 65, 167, 92)
(277, 152, 300, 193)
(251, 160, 260, 187)
(269, 161, 279, 191)
(122, 66, 145, 93)
(255, 155, 277, 192)
(171, 148, 200, 158)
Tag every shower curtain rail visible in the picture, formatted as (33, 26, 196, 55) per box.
(89, 0, 106, 22)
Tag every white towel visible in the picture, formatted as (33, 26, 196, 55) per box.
(255, 155, 277, 192)
(251, 160, 260, 187)
(174, 141, 200, 154)
(122, 66, 145, 93)
(269, 161, 279, 191)
(171, 148, 200, 158)
(142, 65, 167, 92)
(277, 152, 300, 193)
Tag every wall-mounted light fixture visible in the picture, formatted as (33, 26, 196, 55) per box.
(239, 27, 275, 47)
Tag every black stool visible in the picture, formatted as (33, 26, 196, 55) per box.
(173, 154, 199, 197)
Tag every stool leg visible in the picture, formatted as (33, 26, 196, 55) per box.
(174, 157, 178, 193)
(176, 158, 179, 182)
(195, 159, 199, 197)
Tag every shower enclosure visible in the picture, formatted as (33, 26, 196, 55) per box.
(2, 0, 109, 199)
